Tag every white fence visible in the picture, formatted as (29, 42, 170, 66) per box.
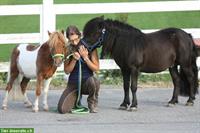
(0, 0, 200, 73)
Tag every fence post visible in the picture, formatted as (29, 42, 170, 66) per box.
(40, 0, 55, 44)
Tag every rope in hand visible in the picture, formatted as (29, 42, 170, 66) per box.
(66, 54, 89, 114)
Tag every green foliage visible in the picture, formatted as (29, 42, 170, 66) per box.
(97, 70, 172, 85)
(138, 73, 171, 83)
(0, 73, 7, 83)
(98, 70, 122, 85)
(50, 78, 66, 87)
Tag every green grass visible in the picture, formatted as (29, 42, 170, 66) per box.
(1, 11, 199, 34)
(0, 15, 40, 34)
(0, 44, 16, 62)
(57, 11, 200, 31)
(0, 0, 180, 5)
(0, 0, 42, 5)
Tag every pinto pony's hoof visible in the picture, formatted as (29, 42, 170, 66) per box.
(32, 109, 39, 113)
(24, 102, 32, 108)
(2, 106, 7, 110)
(127, 107, 137, 112)
(185, 102, 194, 106)
(32, 107, 39, 113)
(167, 103, 176, 107)
(43, 106, 49, 111)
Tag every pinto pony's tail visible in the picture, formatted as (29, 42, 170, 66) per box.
(8, 75, 24, 101)
(179, 34, 199, 97)
(7, 46, 24, 101)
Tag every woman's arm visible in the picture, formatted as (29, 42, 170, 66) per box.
(79, 46, 99, 72)
(64, 52, 80, 74)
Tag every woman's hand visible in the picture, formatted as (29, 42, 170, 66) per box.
(73, 52, 80, 60)
(78, 45, 89, 59)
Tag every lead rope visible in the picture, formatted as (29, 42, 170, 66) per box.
(71, 59, 89, 114)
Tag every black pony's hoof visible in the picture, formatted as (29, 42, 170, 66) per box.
(167, 99, 178, 107)
(118, 105, 128, 110)
(119, 102, 129, 110)
(167, 103, 176, 107)
(2, 106, 7, 110)
(185, 102, 194, 106)
(127, 107, 137, 112)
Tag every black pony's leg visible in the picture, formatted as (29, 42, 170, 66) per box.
(119, 69, 131, 110)
(129, 67, 139, 111)
(182, 67, 195, 105)
(168, 66, 180, 106)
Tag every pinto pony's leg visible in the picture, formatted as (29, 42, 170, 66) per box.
(119, 69, 131, 110)
(20, 77, 32, 108)
(129, 67, 139, 111)
(2, 91, 9, 110)
(43, 78, 52, 111)
(33, 75, 43, 112)
(168, 66, 180, 106)
(2, 63, 19, 110)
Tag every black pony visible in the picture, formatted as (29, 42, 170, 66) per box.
(82, 16, 198, 111)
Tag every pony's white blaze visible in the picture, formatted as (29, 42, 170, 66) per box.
(17, 44, 40, 78)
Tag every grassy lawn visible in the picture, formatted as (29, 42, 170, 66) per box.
(0, 0, 180, 5)
(1, 11, 199, 34)
(57, 11, 200, 31)
(0, 44, 16, 62)
(0, 15, 40, 34)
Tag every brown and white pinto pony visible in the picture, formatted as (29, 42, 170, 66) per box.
(2, 30, 68, 112)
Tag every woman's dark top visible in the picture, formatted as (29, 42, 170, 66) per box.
(68, 43, 93, 83)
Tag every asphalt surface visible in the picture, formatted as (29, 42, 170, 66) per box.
(0, 85, 199, 133)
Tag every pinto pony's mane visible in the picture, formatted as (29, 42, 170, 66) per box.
(48, 31, 67, 48)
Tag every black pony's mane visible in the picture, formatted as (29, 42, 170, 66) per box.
(102, 19, 144, 57)
(104, 19, 142, 36)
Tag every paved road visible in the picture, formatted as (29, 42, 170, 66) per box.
(0, 85, 199, 133)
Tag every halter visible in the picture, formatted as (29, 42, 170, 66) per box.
(80, 28, 106, 52)
(52, 54, 65, 59)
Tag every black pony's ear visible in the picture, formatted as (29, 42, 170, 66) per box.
(98, 16, 105, 29)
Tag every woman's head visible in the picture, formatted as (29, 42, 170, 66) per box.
(66, 25, 81, 45)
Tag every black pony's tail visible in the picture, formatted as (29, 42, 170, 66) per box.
(179, 34, 199, 97)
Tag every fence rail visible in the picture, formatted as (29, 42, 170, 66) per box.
(0, 59, 119, 73)
(1, 28, 199, 44)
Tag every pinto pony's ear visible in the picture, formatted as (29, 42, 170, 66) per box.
(48, 31, 51, 36)
(61, 30, 64, 35)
